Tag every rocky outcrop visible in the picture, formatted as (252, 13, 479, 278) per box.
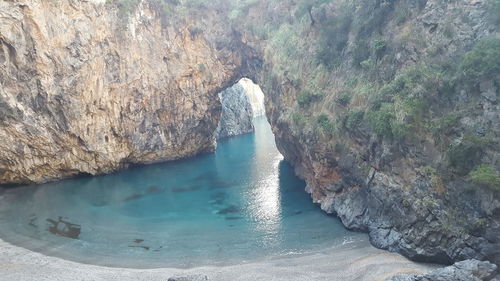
(238, 78, 266, 118)
(0, 0, 257, 184)
(0, 0, 498, 275)
(388, 259, 498, 281)
(257, 0, 500, 268)
(214, 82, 254, 139)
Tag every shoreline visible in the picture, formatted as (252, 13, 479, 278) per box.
(0, 236, 441, 281)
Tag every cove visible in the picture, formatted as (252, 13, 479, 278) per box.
(0, 117, 360, 269)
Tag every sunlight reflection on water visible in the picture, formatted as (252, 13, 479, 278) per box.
(0, 117, 358, 268)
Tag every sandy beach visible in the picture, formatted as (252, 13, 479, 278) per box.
(0, 237, 440, 281)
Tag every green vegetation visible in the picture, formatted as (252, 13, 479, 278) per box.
(460, 38, 500, 83)
(292, 112, 306, 126)
(363, 65, 447, 139)
(316, 113, 336, 135)
(344, 109, 364, 131)
(336, 92, 351, 106)
(352, 40, 371, 67)
(447, 137, 487, 176)
(297, 90, 322, 107)
(469, 165, 500, 191)
(374, 39, 387, 58)
(366, 103, 405, 140)
(489, 0, 500, 25)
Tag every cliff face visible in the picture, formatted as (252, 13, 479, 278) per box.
(0, 0, 253, 184)
(215, 82, 254, 140)
(0, 0, 499, 272)
(252, 0, 500, 267)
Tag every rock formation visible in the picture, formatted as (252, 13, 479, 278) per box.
(214, 82, 254, 139)
(388, 259, 498, 281)
(0, 0, 255, 184)
(239, 78, 266, 118)
(0, 0, 499, 276)
(255, 0, 500, 268)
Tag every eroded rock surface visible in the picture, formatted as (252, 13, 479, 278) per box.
(388, 259, 498, 281)
(257, 0, 500, 268)
(215, 82, 254, 139)
(0, 0, 254, 184)
(0, 0, 499, 275)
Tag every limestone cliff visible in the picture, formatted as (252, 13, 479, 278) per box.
(0, 0, 255, 184)
(250, 0, 500, 268)
(0, 0, 499, 275)
(215, 82, 254, 140)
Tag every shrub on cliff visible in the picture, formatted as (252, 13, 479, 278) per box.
(460, 38, 500, 84)
(469, 165, 500, 191)
(316, 113, 336, 135)
(297, 90, 323, 106)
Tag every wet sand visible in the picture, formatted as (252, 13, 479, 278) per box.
(0, 237, 440, 281)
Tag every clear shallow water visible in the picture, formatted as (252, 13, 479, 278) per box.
(0, 117, 357, 268)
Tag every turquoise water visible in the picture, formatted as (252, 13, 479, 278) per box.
(0, 117, 356, 268)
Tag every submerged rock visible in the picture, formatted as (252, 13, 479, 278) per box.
(214, 83, 254, 140)
(46, 217, 81, 239)
(388, 259, 498, 281)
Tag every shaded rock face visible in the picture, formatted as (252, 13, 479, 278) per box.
(388, 259, 498, 281)
(214, 82, 254, 140)
(0, 0, 257, 184)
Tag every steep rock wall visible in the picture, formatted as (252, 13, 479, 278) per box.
(0, 0, 255, 184)
(0, 0, 498, 273)
(254, 0, 500, 267)
(214, 82, 254, 139)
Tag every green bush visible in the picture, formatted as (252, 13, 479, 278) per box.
(297, 90, 321, 106)
(344, 109, 365, 130)
(374, 39, 387, 58)
(448, 142, 484, 176)
(360, 57, 375, 70)
(460, 38, 500, 83)
(336, 92, 351, 106)
(366, 103, 396, 139)
(366, 102, 411, 140)
(469, 164, 500, 191)
(316, 113, 335, 134)
(352, 40, 371, 67)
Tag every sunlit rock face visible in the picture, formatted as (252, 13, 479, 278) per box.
(239, 78, 266, 118)
(0, 0, 254, 184)
(215, 83, 254, 140)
